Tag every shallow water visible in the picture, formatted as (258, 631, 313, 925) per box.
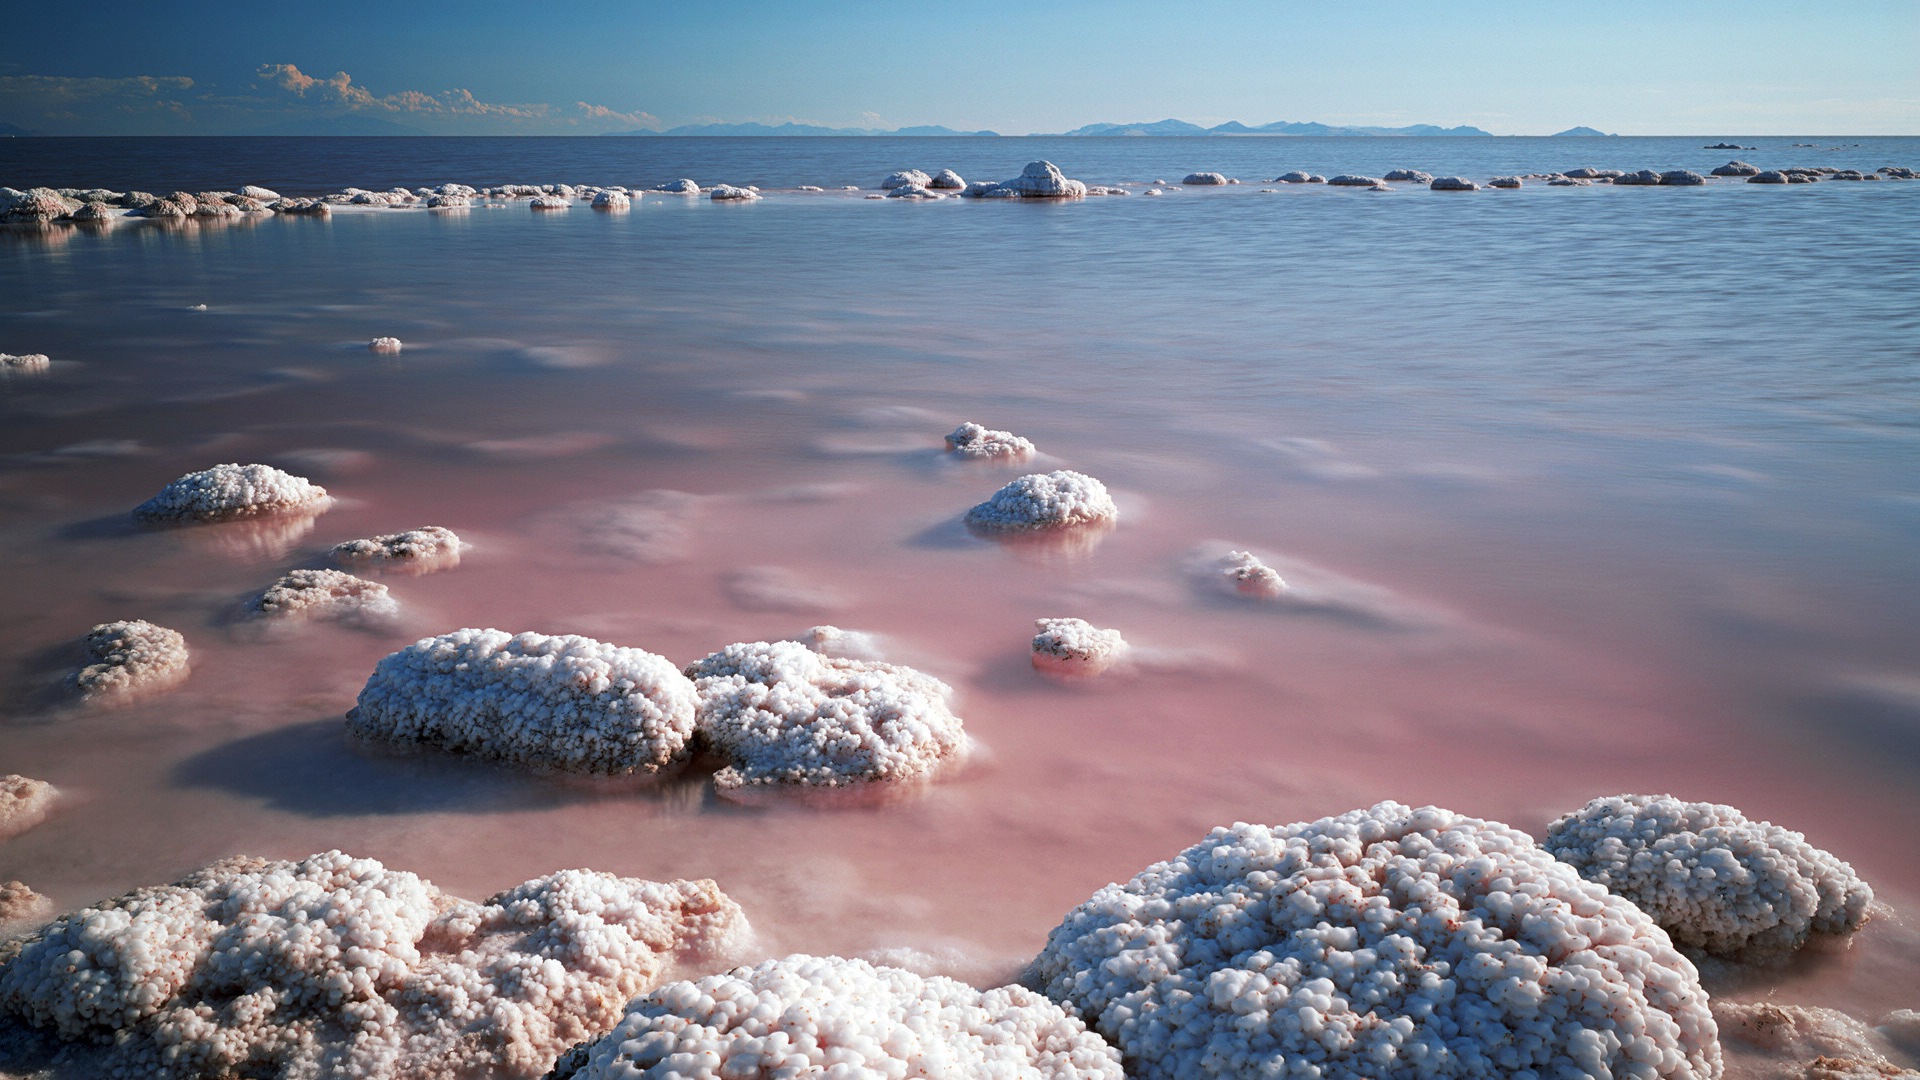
(3, 137, 1919, 1075)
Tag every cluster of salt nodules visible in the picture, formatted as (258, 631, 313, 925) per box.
(1218, 549, 1288, 599)
(1542, 793, 1874, 959)
(962, 161, 1089, 200)
(368, 336, 403, 354)
(966, 470, 1118, 532)
(1031, 618, 1127, 677)
(0, 352, 50, 372)
(0, 850, 750, 1080)
(348, 628, 697, 776)
(685, 638, 969, 799)
(249, 568, 397, 623)
(1031, 800, 1722, 1080)
(548, 954, 1125, 1080)
(330, 524, 465, 573)
(946, 420, 1036, 460)
(131, 463, 330, 523)
(1714, 1001, 1919, 1079)
(71, 619, 190, 700)
(0, 775, 56, 842)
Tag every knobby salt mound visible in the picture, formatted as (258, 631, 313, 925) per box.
(348, 628, 698, 776)
(965, 470, 1118, 532)
(132, 463, 330, 524)
(71, 619, 190, 700)
(548, 954, 1125, 1080)
(330, 525, 465, 573)
(946, 420, 1037, 460)
(964, 161, 1088, 199)
(686, 639, 969, 799)
(1031, 801, 1722, 1080)
(1032, 618, 1128, 677)
(0, 851, 750, 1080)
(1542, 793, 1874, 959)
(250, 568, 397, 623)
(929, 169, 966, 189)
(0, 775, 56, 842)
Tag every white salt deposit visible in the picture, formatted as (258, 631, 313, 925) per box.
(0, 851, 749, 1079)
(0, 353, 50, 373)
(1489, 176, 1524, 188)
(549, 954, 1125, 1080)
(590, 190, 631, 210)
(237, 185, 280, 200)
(885, 184, 945, 200)
(1431, 176, 1481, 191)
(1883, 1011, 1920, 1058)
(248, 568, 398, 623)
(530, 195, 570, 210)
(946, 420, 1036, 460)
(654, 179, 700, 194)
(1182, 172, 1229, 185)
(1031, 618, 1128, 677)
(329, 525, 465, 574)
(1031, 801, 1722, 1080)
(132, 463, 330, 524)
(709, 185, 760, 202)
(71, 619, 190, 700)
(686, 639, 970, 799)
(1542, 793, 1874, 958)
(348, 628, 699, 777)
(929, 169, 967, 189)
(1217, 549, 1288, 599)
(881, 169, 933, 190)
(997, 161, 1088, 199)
(964, 471, 1118, 532)
(0, 776, 56, 843)
(1385, 169, 1436, 183)
(1328, 175, 1385, 187)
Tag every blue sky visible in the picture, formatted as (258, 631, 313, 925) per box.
(2, 1, 1914, 135)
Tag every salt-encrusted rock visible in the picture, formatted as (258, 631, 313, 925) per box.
(1614, 169, 1664, 185)
(549, 955, 1124, 1080)
(1716, 1001, 1914, 1080)
(132, 463, 330, 524)
(71, 620, 190, 700)
(1488, 175, 1523, 188)
(349, 629, 698, 777)
(654, 179, 700, 194)
(1749, 171, 1791, 184)
(0, 851, 749, 1080)
(1549, 177, 1594, 186)
(1543, 793, 1873, 959)
(961, 180, 1021, 199)
(996, 161, 1088, 199)
(1565, 167, 1625, 179)
(589, 190, 630, 210)
(1660, 170, 1707, 186)
(708, 185, 760, 201)
(881, 169, 934, 190)
(0, 353, 51, 372)
(965, 470, 1117, 532)
(886, 184, 945, 200)
(69, 202, 118, 222)
(686, 639, 969, 798)
(273, 197, 331, 216)
(237, 185, 280, 200)
(368, 336, 404, 354)
(0, 188, 81, 223)
(529, 195, 570, 210)
(0, 880, 52, 926)
(1711, 161, 1761, 177)
(1032, 801, 1722, 1080)
(0, 776, 56, 842)
(946, 420, 1036, 460)
(928, 169, 966, 189)
(1218, 550, 1288, 598)
(1274, 172, 1325, 183)
(425, 194, 471, 209)
(1326, 174, 1384, 187)
(1430, 176, 1479, 191)
(1384, 169, 1434, 183)
(1031, 618, 1127, 677)
(249, 568, 396, 623)
(1182, 172, 1228, 185)
(330, 525, 464, 573)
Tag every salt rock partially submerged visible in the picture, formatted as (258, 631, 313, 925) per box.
(1031, 618, 1127, 677)
(0, 851, 750, 1080)
(708, 185, 760, 202)
(1032, 801, 1722, 1080)
(929, 168, 966, 189)
(1217, 549, 1288, 598)
(946, 420, 1036, 460)
(549, 954, 1124, 1080)
(1327, 174, 1384, 187)
(1660, 170, 1708, 186)
(132, 463, 330, 524)
(1384, 169, 1435, 183)
(1711, 161, 1762, 177)
(0, 775, 56, 842)
(881, 169, 933, 190)
(249, 568, 397, 623)
(654, 179, 700, 194)
(1489, 175, 1524, 188)
(965, 470, 1117, 532)
(686, 639, 969, 799)
(967, 161, 1088, 199)
(1182, 172, 1228, 185)
(1430, 176, 1480, 191)
(71, 619, 190, 700)
(369, 336, 404, 354)
(0, 353, 50, 373)
(330, 525, 465, 573)
(348, 629, 698, 776)
(590, 190, 631, 210)
(1542, 793, 1874, 959)
(1274, 172, 1324, 183)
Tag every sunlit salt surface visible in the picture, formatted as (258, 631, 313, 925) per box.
(2, 136, 1919, 1077)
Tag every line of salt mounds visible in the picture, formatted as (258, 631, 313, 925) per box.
(250, 568, 397, 622)
(946, 420, 1036, 460)
(547, 954, 1125, 1079)
(1029, 800, 1722, 1079)
(1032, 618, 1127, 677)
(0, 775, 56, 842)
(330, 524, 465, 573)
(0, 850, 750, 1079)
(347, 628, 698, 776)
(686, 638, 969, 799)
(70, 619, 190, 700)
(132, 462, 330, 523)
(1542, 793, 1874, 959)
(965, 470, 1117, 532)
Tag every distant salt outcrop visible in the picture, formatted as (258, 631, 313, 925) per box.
(330, 525, 465, 573)
(1384, 169, 1434, 183)
(881, 170, 933, 190)
(0, 880, 52, 928)
(1274, 172, 1325, 183)
(708, 185, 761, 201)
(1711, 161, 1762, 177)
(1326, 174, 1384, 187)
(1181, 172, 1228, 185)
(248, 568, 397, 624)
(1031, 617, 1128, 677)
(1217, 550, 1288, 598)
(961, 161, 1088, 199)
(0, 775, 56, 842)
(1613, 169, 1663, 186)
(653, 178, 700, 194)
(1716, 1001, 1915, 1080)
(132, 463, 331, 524)
(0, 352, 51, 373)
(945, 421, 1035, 460)
(589, 190, 630, 210)
(71, 619, 190, 701)
(529, 195, 570, 210)
(928, 169, 966, 189)
(1565, 167, 1625, 179)
(368, 336, 403, 354)
(1660, 170, 1707, 186)
(1488, 176, 1523, 188)
(885, 184, 945, 200)
(1430, 176, 1479, 191)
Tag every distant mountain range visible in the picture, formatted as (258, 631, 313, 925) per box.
(1054, 119, 1495, 137)
(619, 122, 1000, 137)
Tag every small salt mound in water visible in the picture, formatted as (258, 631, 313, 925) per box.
(132, 463, 330, 524)
(1181, 172, 1228, 185)
(72, 619, 190, 700)
(1217, 549, 1288, 598)
(249, 568, 396, 623)
(0, 776, 55, 842)
(368, 336, 403, 354)
(1542, 793, 1874, 959)
(653, 179, 699, 194)
(686, 639, 969, 800)
(589, 191, 630, 210)
(881, 169, 933, 190)
(529, 195, 569, 210)
(330, 525, 465, 574)
(1032, 801, 1722, 1080)
(548, 954, 1124, 1080)
(973, 160, 1087, 199)
(1715, 1001, 1913, 1079)
(929, 169, 966, 189)
(349, 629, 697, 776)
(0, 353, 50, 373)
(965, 471, 1117, 532)
(708, 185, 760, 201)
(0, 851, 749, 1080)
(946, 420, 1036, 460)
(0, 880, 51, 927)
(1031, 618, 1127, 677)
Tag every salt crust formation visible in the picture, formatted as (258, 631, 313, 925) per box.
(71, 619, 190, 700)
(249, 568, 397, 623)
(0, 851, 750, 1079)
(530, 195, 570, 210)
(965, 471, 1118, 532)
(0, 353, 50, 372)
(0, 776, 56, 842)
(946, 421, 1036, 460)
(881, 170, 933, 190)
(548, 954, 1125, 1080)
(1032, 618, 1127, 677)
(330, 525, 465, 573)
(368, 336, 403, 354)
(1328, 174, 1385, 187)
(1542, 794, 1873, 959)
(685, 639, 969, 798)
(348, 629, 698, 777)
(1218, 550, 1288, 599)
(1715, 1001, 1917, 1079)
(1031, 801, 1722, 1080)
(1183, 172, 1229, 185)
(131, 463, 331, 524)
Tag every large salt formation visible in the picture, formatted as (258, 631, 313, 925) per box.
(1031, 801, 1722, 1079)
(347, 629, 698, 776)
(132, 462, 330, 523)
(0, 851, 750, 1080)
(686, 639, 970, 799)
(1543, 793, 1874, 959)
(946, 420, 1036, 461)
(71, 619, 190, 700)
(962, 161, 1088, 199)
(549, 954, 1125, 1079)
(330, 524, 466, 573)
(965, 470, 1118, 532)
